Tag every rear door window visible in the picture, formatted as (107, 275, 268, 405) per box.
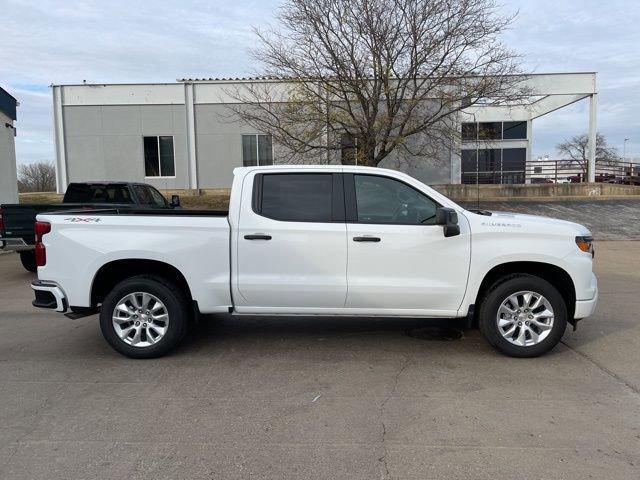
(257, 173, 334, 222)
(133, 185, 153, 206)
(105, 186, 133, 203)
(64, 184, 132, 203)
(147, 187, 167, 207)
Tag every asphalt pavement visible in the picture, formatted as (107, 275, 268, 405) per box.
(460, 199, 640, 240)
(0, 240, 639, 479)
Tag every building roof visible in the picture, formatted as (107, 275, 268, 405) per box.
(0, 86, 17, 121)
(178, 76, 290, 82)
(176, 72, 597, 83)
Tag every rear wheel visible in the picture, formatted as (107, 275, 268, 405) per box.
(478, 275, 567, 357)
(19, 251, 37, 273)
(99, 275, 189, 359)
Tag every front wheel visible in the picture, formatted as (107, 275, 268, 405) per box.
(99, 275, 189, 359)
(478, 275, 567, 358)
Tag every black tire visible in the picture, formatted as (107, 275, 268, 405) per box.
(99, 275, 189, 359)
(19, 251, 37, 273)
(478, 274, 567, 358)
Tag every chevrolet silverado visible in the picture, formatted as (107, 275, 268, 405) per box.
(30, 166, 598, 358)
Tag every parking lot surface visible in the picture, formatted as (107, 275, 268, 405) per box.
(1, 241, 639, 479)
(461, 199, 640, 240)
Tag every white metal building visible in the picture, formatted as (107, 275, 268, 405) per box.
(0, 87, 18, 203)
(51, 73, 598, 193)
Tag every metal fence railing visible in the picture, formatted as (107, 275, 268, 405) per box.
(461, 159, 640, 186)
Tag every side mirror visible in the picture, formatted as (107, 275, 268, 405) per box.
(436, 207, 460, 237)
(170, 195, 181, 208)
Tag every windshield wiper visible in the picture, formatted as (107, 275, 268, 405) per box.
(467, 209, 492, 216)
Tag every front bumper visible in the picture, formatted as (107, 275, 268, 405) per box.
(31, 280, 68, 312)
(574, 273, 598, 319)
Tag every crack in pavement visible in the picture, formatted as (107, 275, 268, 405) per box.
(560, 340, 640, 396)
(377, 355, 410, 480)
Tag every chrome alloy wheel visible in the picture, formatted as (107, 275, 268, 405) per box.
(112, 292, 169, 347)
(496, 291, 554, 347)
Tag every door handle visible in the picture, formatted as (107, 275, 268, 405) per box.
(244, 234, 272, 240)
(353, 236, 381, 242)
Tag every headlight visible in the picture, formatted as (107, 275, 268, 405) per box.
(575, 235, 594, 257)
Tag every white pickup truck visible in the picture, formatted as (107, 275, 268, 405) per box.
(31, 166, 598, 359)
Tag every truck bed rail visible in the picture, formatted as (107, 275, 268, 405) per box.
(42, 208, 229, 217)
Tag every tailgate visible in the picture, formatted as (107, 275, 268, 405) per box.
(1, 205, 44, 245)
(1, 204, 95, 245)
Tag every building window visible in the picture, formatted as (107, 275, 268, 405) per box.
(462, 121, 528, 142)
(478, 122, 502, 140)
(242, 134, 273, 166)
(341, 132, 359, 164)
(503, 121, 527, 140)
(461, 150, 478, 170)
(143, 136, 175, 177)
(501, 148, 526, 183)
(461, 123, 478, 141)
(461, 147, 526, 184)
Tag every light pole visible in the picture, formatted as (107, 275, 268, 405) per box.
(623, 138, 630, 159)
(623, 138, 631, 185)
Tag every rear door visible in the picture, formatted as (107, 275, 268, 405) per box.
(344, 173, 471, 315)
(235, 171, 348, 312)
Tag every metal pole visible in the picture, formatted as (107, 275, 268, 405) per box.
(587, 94, 597, 183)
(52, 85, 68, 193)
(184, 82, 198, 190)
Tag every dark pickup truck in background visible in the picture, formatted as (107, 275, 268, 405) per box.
(0, 182, 180, 272)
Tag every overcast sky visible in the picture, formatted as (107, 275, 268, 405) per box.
(2, 0, 639, 166)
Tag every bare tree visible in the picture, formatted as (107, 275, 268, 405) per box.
(18, 161, 56, 192)
(228, 0, 527, 166)
(556, 133, 619, 175)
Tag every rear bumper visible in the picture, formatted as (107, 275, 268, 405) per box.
(0, 238, 31, 252)
(574, 273, 598, 319)
(31, 280, 68, 312)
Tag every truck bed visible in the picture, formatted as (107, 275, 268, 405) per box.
(36, 209, 232, 314)
(2, 204, 226, 250)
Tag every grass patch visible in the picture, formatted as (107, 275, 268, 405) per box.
(180, 194, 230, 210)
(19, 192, 63, 204)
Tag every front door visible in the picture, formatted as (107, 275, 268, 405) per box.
(235, 172, 348, 312)
(345, 173, 471, 315)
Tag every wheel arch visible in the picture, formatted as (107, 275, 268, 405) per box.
(90, 259, 193, 308)
(473, 261, 576, 324)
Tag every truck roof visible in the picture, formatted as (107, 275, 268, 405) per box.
(233, 164, 405, 176)
(67, 181, 145, 186)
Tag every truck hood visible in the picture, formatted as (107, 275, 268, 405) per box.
(466, 210, 592, 236)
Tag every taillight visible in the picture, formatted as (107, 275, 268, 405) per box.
(34, 221, 51, 267)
